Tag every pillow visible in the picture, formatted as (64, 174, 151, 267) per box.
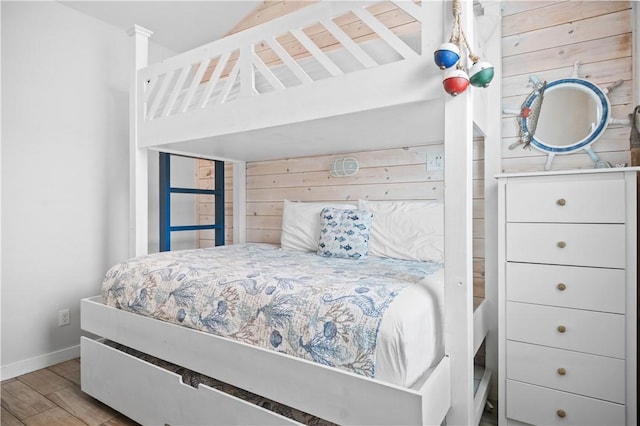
(280, 200, 357, 252)
(358, 199, 444, 262)
(317, 207, 373, 260)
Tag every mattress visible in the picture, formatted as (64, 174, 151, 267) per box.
(101, 243, 444, 387)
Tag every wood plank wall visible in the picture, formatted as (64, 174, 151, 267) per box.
(196, 161, 234, 247)
(502, 1, 634, 172)
(242, 142, 487, 299)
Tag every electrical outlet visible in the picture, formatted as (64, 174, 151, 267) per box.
(426, 148, 444, 171)
(58, 309, 70, 326)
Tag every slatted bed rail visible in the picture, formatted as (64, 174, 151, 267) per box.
(136, 0, 429, 148)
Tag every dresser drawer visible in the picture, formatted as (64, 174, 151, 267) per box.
(506, 263, 625, 313)
(506, 302, 625, 358)
(506, 380, 625, 426)
(506, 223, 625, 268)
(506, 340, 625, 403)
(506, 175, 625, 223)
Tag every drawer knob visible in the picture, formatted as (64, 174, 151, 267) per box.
(557, 283, 567, 291)
(557, 241, 567, 248)
(557, 198, 566, 206)
(557, 409, 567, 418)
(557, 367, 567, 376)
(557, 325, 566, 333)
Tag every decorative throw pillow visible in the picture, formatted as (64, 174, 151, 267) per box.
(317, 207, 373, 260)
(280, 200, 357, 252)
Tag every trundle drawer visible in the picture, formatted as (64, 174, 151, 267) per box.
(506, 176, 625, 223)
(506, 263, 625, 313)
(506, 302, 625, 358)
(506, 380, 625, 426)
(506, 223, 625, 268)
(506, 341, 625, 403)
(80, 337, 299, 426)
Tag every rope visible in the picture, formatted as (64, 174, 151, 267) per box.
(448, 0, 479, 64)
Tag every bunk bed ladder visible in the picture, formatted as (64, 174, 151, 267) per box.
(159, 153, 224, 252)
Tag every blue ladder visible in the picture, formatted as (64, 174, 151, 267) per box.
(159, 153, 225, 252)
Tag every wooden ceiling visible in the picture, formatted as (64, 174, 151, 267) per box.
(224, 1, 320, 36)
(201, 1, 420, 82)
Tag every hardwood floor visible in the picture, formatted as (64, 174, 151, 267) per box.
(0, 359, 137, 426)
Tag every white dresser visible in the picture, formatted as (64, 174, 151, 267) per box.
(497, 169, 638, 426)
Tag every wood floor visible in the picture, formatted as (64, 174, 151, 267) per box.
(0, 359, 137, 426)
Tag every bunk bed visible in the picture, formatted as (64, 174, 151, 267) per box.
(80, 1, 501, 425)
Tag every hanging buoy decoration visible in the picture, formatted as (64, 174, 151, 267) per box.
(468, 61, 494, 87)
(435, 0, 492, 96)
(443, 68, 470, 96)
(434, 42, 460, 70)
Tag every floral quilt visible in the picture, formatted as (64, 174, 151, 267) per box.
(102, 243, 443, 378)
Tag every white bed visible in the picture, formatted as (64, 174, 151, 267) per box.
(100, 242, 446, 389)
(81, 1, 501, 424)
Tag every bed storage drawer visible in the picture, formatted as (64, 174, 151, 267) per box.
(505, 176, 625, 223)
(80, 337, 299, 426)
(505, 302, 625, 358)
(506, 263, 625, 313)
(506, 341, 625, 403)
(505, 223, 625, 268)
(506, 380, 625, 426)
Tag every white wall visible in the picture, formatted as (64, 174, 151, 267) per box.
(0, 1, 190, 378)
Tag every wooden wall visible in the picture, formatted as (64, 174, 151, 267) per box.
(196, 160, 234, 247)
(241, 141, 487, 299)
(501, 1, 634, 172)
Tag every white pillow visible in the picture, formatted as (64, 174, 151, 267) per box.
(281, 200, 357, 252)
(359, 199, 444, 262)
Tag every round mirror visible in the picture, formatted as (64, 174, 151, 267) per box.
(520, 78, 610, 169)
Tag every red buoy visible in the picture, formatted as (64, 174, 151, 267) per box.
(442, 69, 469, 96)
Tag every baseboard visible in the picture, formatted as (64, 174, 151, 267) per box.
(0, 344, 80, 381)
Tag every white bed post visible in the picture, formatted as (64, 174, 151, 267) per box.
(479, 0, 502, 403)
(232, 162, 247, 244)
(239, 45, 256, 98)
(443, 0, 475, 424)
(128, 25, 153, 257)
(634, 2, 639, 109)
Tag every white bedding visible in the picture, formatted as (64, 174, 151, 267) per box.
(377, 267, 444, 387)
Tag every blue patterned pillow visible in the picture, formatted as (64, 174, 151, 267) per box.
(317, 207, 373, 260)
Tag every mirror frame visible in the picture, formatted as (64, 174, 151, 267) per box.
(520, 77, 611, 154)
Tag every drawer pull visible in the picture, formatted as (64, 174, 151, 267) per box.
(557, 325, 566, 333)
(557, 198, 566, 206)
(557, 409, 567, 418)
(557, 241, 567, 248)
(557, 367, 567, 376)
(557, 283, 566, 291)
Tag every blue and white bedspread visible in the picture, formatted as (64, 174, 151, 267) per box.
(101, 243, 443, 378)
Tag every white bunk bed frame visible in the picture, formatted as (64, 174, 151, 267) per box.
(81, 1, 501, 425)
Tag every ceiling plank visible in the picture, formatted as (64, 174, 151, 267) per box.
(225, 1, 318, 36)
